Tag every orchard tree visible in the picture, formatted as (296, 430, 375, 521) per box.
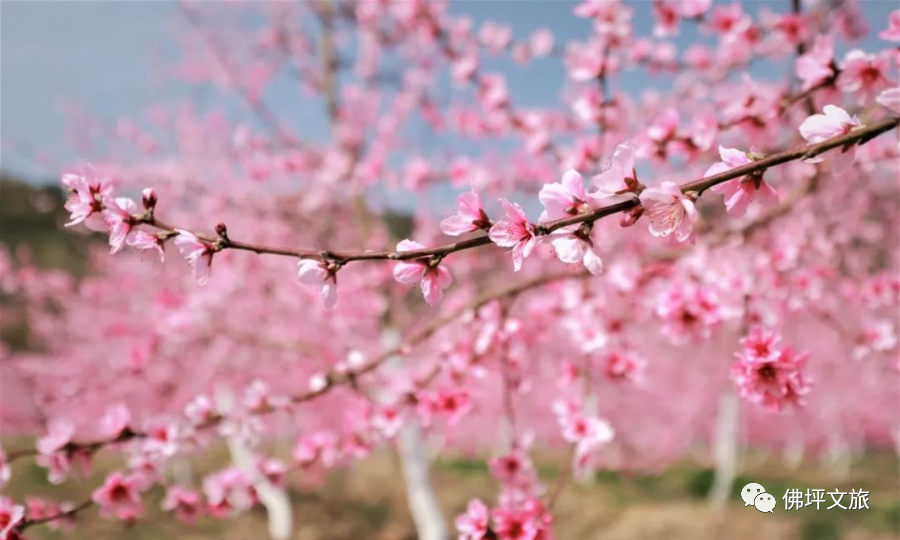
(1, 1, 899, 539)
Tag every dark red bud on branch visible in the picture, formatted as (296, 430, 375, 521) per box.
(619, 206, 644, 228)
(141, 188, 157, 211)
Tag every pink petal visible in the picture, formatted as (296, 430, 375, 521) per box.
(583, 247, 603, 276)
(560, 169, 588, 200)
(322, 283, 338, 309)
(421, 274, 444, 306)
(396, 239, 425, 252)
(297, 260, 327, 285)
(830, 145, 857, 176)
(488, 222, 520, 247)
(440, 213, 476, 236)
(498, 198, 528, 224)
(552, 235, 584, 264)
(393, 261, 425, 284)
(724, 186, 752, 216)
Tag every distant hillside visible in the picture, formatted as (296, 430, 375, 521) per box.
(0, 174, 95, 273)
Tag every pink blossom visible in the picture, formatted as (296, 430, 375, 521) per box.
(292, 431, 338, 468)
(62, 170, 111, 231)
(455, 499, 490, 540)
(142, 421, 180, 459)
(739, 327, 783, 363)
(684, 44, 713, 71)
(452, 53, 479, 87)
(174, 230, 216, 285)
(491, 503, 548, 540)
(92, 471, 143, 520)
(100, 403, 132, 439)
(853, 320, 897, 360)
(600, 349, 645, 382)
(162, 486, 204, 525)
(102, 197, 139, 253)
(653, 1, 681, 38)
(489, 199, 540, 271)
(37, 418, 75, 455)
(392, 240, 453, 306)
(731, 331, 812, 412)
(203, 468, 256, 517)
(705, 2, 749, 35)
(551, 231, 603, 275)
(647, 108, 680, 142)
(371, 403, 405, 438)
(707, 146, 778, 216)
(796, 35, 835, 91)
(36, 452, 72, 485)
(773, 13, 808, 45)
(478, 74, 509, 111)
(566, 39, 606, 81)
(489, 450, 536, 488)
(24, 497, 74, 531)
(0, 497, 24, 540)
(539, 170, 597, 222)
(418, 388, 472, 426)
(403, 157, 433, 190)
(297, 259, 339, 308)
(688, 108, 718, 154)
(591, 142, 636, 198)
(574, 0, 633, 41)
(556, 406, 614, 451)
(674, 0, 711, 18)
(184, 395, 215, 426)
(799, 105, 863, 176)
(529, 28, 554, 57)
(638, 181, 698, 242)
(256, 457, 288, 488)
(656, 283, 722, 344)
(479, 21, 512, 54)
(876, 87, 900, 113)
(880, 9, 900, 41)
(441, 185, 490, 236)
(127, 230, 166, 261)
(837, 50, 894, 102)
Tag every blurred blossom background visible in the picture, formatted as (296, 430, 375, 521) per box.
(1, 1, 899, 540)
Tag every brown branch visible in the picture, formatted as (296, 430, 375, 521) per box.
(141, 117, 897, 265)
(18, 500, 93, 532)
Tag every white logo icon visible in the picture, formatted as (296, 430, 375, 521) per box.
(741, 482, 767, 507)
(754, 492, 776, 513)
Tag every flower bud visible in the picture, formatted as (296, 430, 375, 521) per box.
(215, 223, 228, 239)
(141, 188, 157, 210)
(619, 206, 644, 228)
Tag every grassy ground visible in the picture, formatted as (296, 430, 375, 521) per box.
(3, 444, 898, 540)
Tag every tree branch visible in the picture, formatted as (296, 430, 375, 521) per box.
(139, 117, 897, 265)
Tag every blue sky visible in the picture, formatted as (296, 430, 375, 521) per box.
(1, 1, 895, 183)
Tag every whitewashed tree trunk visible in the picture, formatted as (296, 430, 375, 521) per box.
(824, 431, 852, 481)
(784, 434, 805, 470)
(709, 390, 739, 509)
(397, 421, 449, 540)
(382, 329, 449, 540)
(215, 387, 293, 540)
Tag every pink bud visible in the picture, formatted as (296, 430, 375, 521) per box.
(141, 188, 157, 210)
(619, 206, 644, 228)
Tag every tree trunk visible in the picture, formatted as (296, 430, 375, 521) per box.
(382, 329, 449, 540)
(709, 390, 739, 509)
